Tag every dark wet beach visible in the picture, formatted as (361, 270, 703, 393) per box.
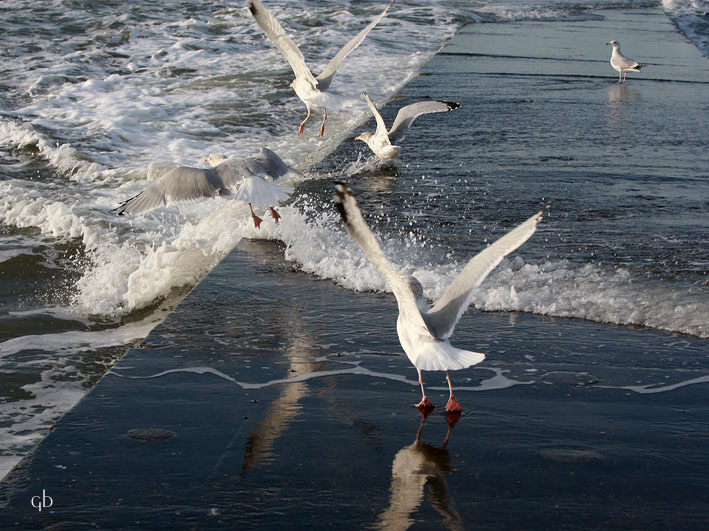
(1, 237, 707, 528)
(1, 8, 708, 529)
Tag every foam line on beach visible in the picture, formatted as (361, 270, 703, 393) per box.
(108, 363, 532, 393)
(599, 375, 709, 394)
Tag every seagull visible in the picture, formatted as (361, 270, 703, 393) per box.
(247, 0, 394, 137)
(115, 148, 297, 228)
(355, 92, 460, 159)
(604, 40, 645, 84)
(334, 183, 546, 412)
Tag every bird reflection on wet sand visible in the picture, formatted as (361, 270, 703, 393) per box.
(374, 410, 462, 530)
(240, 314, 325, 474)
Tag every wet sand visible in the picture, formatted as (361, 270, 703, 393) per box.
(1, 8, 708, 529)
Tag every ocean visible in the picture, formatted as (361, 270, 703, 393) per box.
(0, 0, 707, 481)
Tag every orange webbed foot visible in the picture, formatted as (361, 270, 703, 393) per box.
(416, 397, 434, 410)
(445, 395, 461, 412)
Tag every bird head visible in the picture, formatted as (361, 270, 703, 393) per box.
(605, 40, 618, 47)
(355, 132, 372, 143)
(204, 154, 227, 167)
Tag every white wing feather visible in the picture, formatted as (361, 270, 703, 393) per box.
(424, 206, 547, 339)
(316, 1, 394, 91)
(362, 91, 393, 148)
(334, 183, 429, 333)
(116, 167, 223, 215)
(248, 0, 319, 88)
(388, 100, 459, 145)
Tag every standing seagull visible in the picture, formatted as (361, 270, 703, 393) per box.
(356, 92, 460, 159)
(605, 40, 645, 84)
(247, 0, 394, 136)
(334, 183, 546, 411)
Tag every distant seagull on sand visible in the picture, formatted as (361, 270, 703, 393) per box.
(356, 92, 460, 159)
(115, 148, 297, 228)
(334, 183, 546, 412)
(605, 40, 645, 84)
(247, 0, 394, 136)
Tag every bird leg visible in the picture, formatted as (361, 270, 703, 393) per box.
(444, 371, 461, 412)
(318, 109, 327, 137)
(415, 368, 434, 409)
(298, 108, 311, 136)
(269, 207, 281, 223)
(248, 203, 263, 229)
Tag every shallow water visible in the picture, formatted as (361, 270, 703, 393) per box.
(1, 0, 707, 480)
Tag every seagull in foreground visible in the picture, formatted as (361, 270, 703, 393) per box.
(605, 40, 645, 84)
(334, 183, 547, 412)
(356, 92, 460, 159)
(247, 0, 394, 137)
(115, 148, 297, 228)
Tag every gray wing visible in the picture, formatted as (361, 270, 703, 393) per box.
(213, 159, 257, 191)
(423, 206, 547, 339)
(333, 183, 430, 333)
(248, 0, 319, 89)
(388, 100, 459, 145)
(214, 148, 302, 191)
(612, 52, 641, 69)
(362, 91, 392, 147)
(115, 166, 223, 215)
(315, 1, 394, 91)
(253, 147, 303, 181)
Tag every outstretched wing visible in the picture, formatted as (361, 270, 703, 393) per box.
(248, 0, 318, 88)
(362, 91, 392, 147)
(115, 167, 223, 215)
(255, 147, 303, 181)
(424, 206, 547, 339)
(388, 100, 459, 145)
(315, 1, 394, 91)
(334, 183, 429, 332)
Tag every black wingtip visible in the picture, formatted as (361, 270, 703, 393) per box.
(443, 101, 460, 110)
(248, 0, 257, 17)
(333, 182, 350, 222)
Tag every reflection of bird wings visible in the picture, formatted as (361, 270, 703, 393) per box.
(242, 311, 322, 474)
(388, 100, 459, 145)
(115, 167, 223, 215)
(316, 1, 395, 91)
(363, 91, 393, 148)
(424, 207, 547, 340)
(247, 0, 318, 89)
(235, 176, 293, 206)
(376, 441, 457, 530)
(375, 444, 428, 530)
(334, 183, 428, 334)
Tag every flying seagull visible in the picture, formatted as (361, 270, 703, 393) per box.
(247, 0, 394, 136)
(605, 40, 645, 84)
(356, 91, 460, 159)
(115, 148, 297, 228)
(334, 183, 546, 411)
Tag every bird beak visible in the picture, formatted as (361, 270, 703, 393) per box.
(204, 157, 209, 162)
(354, 136, 361, 142)
(604, 42, 611, 46)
